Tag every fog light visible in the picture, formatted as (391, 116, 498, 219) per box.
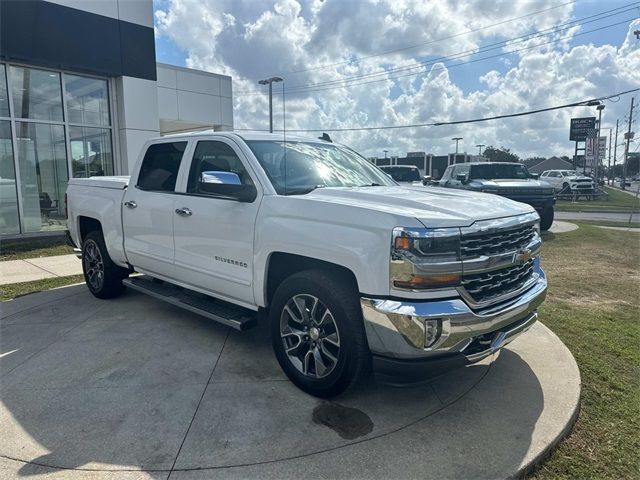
(424, 319, 442, 348)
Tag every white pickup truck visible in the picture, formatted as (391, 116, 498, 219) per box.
(66, 131, 547, 397)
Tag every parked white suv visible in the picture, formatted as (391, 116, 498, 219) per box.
(66, 131, 547, 397)
(539, 170, 595, 193)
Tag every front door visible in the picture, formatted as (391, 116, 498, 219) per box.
(122, 140, 188, 277)
(172, 139, 261, 306)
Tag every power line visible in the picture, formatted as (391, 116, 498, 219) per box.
(239, 4, 639, 95)
(239, 3, 638, 95)
(247, 0, 578, 80)
(236, 11, 636, 96)
(236, 88, 639, 133)
(239, 16, 638, 97)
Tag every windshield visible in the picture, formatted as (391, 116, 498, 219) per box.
(381, 167, 421, 182)
(469, 164, 532, 180)
(246, 140, 396, 194)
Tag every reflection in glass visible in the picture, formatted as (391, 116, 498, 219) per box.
(0, 121, 20, 234)
(70, 126, 113, 178)
(0, 64, 9, 118)
(15, 122, 68, 232)
(10, 66, 63, 121)
(65, 75, 110, 126)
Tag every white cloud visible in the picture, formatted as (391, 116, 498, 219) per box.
(155, 1, 640, 158)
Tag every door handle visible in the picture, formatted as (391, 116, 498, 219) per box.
(124, 201, 137, 209)
(175, 207, 192, 217)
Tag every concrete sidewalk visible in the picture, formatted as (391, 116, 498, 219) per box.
(0, 254, 81, 285)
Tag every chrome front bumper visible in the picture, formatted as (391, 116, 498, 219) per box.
(361, 265, 547, 366)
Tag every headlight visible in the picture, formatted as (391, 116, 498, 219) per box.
(391, 227, 461, 290)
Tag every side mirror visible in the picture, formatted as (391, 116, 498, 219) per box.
(422, 175, 432, 186)
(456, 173, 468, 184)
(198, 171, 257, 202)
(530, 173, 539, 179)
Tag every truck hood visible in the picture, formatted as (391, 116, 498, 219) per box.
(303, 186, 536, 228)
(468, 179, 550, 188)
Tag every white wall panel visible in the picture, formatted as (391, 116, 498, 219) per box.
(176, 91, 221, 125)
(116, 76, 159, 131)
(156, 65, 177, 89)
(220, 78, 232, 98)
(177, 70, 220, 96)
(116, 0, 153, 27)
(157, 87, 179, 120)
(220, 96, 233, 127)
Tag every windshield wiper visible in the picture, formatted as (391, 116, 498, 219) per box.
(358, 182, 383, 187)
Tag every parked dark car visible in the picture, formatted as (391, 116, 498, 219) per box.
(439, 162, 556, 230)
(379, 165, 430, 185)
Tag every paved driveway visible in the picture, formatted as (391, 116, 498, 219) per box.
(0, 285, 580, 479)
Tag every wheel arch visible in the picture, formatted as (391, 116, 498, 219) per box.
(263, 252, 359, 308)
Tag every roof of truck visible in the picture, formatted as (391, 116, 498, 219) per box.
(161, 130, 331, 144)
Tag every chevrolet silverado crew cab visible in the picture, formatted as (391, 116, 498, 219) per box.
(439, 162, 556, 231)
(66, 132, 547, 397)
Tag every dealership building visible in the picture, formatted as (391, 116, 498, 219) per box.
(0, 0, 233, 238)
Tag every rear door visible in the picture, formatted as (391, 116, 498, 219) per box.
(172, 138, 262, 306)
(122, 140, 188, 277)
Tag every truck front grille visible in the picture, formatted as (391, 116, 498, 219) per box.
(461, 259, 535, 304)
(460, 224, 536, 259)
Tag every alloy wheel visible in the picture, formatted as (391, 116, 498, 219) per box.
(280, 294, 341, 379)
(83, 240, 104, 291)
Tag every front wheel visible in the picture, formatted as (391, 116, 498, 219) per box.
(269, 269, 370, 397)
(540, 207, 554, 231)
(82, 230, 128, 299)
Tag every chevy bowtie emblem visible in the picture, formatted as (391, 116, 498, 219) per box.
(513, 248, 533, 265)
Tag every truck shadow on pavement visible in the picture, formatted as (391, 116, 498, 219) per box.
(0, 286, 545, 478)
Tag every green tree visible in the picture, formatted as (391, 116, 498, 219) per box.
(482, 146, 520, 163)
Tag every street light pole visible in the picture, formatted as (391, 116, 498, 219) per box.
(452, 137, 463, 155)
(383, 150, 388, 159)
(258, 76, 283, 133)
(476, 144, 485, 156)
(612, 119, 619, 186)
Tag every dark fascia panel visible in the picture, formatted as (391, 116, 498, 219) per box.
(0, 0, 156, 81)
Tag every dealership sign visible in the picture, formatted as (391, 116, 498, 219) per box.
(586, 136, 607, 166)
(570, 117, 596, 141)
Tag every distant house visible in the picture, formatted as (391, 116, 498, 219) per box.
(526, 157, 574, 174)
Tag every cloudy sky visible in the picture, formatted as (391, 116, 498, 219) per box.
(153, 0, 640, 159)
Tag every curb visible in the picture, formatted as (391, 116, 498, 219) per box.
(514, 323, 582, 479)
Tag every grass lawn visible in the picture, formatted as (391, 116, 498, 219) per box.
(531, 224, 640, 479)
(574, 219, 640, 229)
(0, 275, 85, 301)
(0, 236, 74, 261)
(556, 186, 640, 212)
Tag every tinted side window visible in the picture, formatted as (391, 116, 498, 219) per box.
(457, 165, 470, 176)
(187, 141, 253, 194)
(137, 142, 187, 191)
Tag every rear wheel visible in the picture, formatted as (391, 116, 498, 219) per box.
(540, 207, 554, 231)
(269, 269, 370, 397)
(82, 230, 128, 299)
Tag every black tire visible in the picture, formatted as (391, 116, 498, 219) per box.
(540, 207, 554, 231)
(81, 230, 128, 299)
(269, 269, 370, 398)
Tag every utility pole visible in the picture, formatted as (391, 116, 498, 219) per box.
(595, 104, 604, 188)
(607, 127, 612, 185)
(452, 137, 463, 155)
(258, 76, 283, 133)
(476, 144, 485, 156)
(612, 119, 619, 185)
(622, 97, 635, 191)
(383, 150, 388, 159)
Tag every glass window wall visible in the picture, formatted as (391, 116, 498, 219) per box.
(1, 63, 114, 235)
(15, 122, 68, 232)
(10, 66, 64, 121)
(0, 121, 20, 235)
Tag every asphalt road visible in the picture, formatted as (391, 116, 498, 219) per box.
(556, 211, 639, 222)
